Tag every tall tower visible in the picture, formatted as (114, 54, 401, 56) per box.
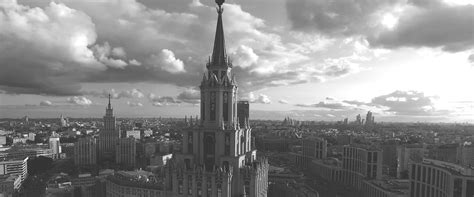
(99, 94, 119, 161)
(173, 1, 268, 196)
(49, 131, 61, 157)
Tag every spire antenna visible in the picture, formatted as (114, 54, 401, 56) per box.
(108, 94, 112, 109)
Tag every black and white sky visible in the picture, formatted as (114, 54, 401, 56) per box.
(0, 0, 473, 122)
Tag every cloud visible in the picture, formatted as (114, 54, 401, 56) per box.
(286, 0, 474, 52)
(286, 0, 400, 36)
(469, 53, 474, 66)
(92, 42, 128, 69)
(296, 101, 351, 110)
(370, 4, 474, 52)
(0, 1, 103, 95)
(371, 90, 450, 116)
(176, 88, 200, 104)
(127, 101, 143, 107)
(242, 92, 271, 104)
(148, 49, 185, 73)
(85, 88, 144, 99)
(148, 93, 182, 106)
(278, 99, 289, 104)
(39, 100, 54, 106)
(66, 96, 92, 106)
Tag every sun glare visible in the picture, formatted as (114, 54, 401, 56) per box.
(381, 13, 398, 29)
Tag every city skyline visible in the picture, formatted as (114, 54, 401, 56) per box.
(0, 0, 473, 123)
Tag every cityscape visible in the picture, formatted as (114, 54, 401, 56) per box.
(0, 0, 473, 197)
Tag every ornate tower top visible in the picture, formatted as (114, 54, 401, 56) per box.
(209, 0, 230, 68)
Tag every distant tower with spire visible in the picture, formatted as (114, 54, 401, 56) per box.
(99, 94, 119, 161)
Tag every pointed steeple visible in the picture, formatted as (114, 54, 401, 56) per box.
(107, 94, 112, 109)
(211, 0, 227, 67)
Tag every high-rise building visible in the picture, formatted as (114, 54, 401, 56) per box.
(356, 114, 362, 125)
(59, 114, 67, 127)
(0, 157, 28, 185)
(74, 137, 97, 166)
(115, 137, 136, 169)
(341, 145, 383, 189)
(397, 144, 426, 179)
(295, 137, 328, 169)
(99, 95, 119, 161)
(458, 143, 474, 167)
(49, 131, 61, 156)
(172, 1, 268, 196)
(365, 111, 374, 126)
(409, 159, 474, 197)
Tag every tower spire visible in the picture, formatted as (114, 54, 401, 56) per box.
(108, 94, 111, 109)
(211, 0, 227, 67)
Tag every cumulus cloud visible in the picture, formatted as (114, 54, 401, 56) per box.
(370, 4, 474, 52)
(92, 42, 128, 69)
(66, 96, 92, 106)
(286, 0, 400, 36)
(176, 88, 200, 104)
(148, 93, 182, 106)
(286, 0, 474, 52)
(148, 49, 185, 73)
(85, 88, 145, 99)
(127, 101, 143, 107)
(0, 1, 102, 95)
(39, 100, 54, 106)
(242, 92, 271, 104)
(371, 90, 450, 116)
(296, 101, 352, 110)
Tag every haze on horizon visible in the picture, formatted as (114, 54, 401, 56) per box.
(0, 0, 473, 123)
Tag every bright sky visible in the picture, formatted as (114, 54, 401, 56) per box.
(0, 0, 472, 122)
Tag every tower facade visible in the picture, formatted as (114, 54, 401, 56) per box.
(171, 1, 268, 196)
(74, 137, 97, 166)
(49, 131, 61, 156)
(99, 95, 119, 161)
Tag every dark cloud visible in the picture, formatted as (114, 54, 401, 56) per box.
(176, 89, 200, 104)
(39, 100, 54, 106)
(84, 89, 145, 99)
(285, 0, 400, 36)
(286, 0, 474, 52)
(370, 4, 474, 52)
(371, 90, 450, 116)
(296, 101, 350, 110)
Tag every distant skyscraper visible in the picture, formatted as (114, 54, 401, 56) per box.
(74, 137, 97, 166)
(99, 95, 119, 161)
(356, 114, 362, 125)
(59, 114, 67, 127)
(237, 101, 250, 127)
(49, 131, 61, 156)
(365, 111, 373, 126)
